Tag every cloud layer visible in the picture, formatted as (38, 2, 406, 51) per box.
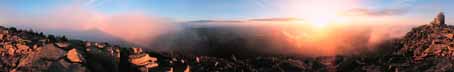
(0, 4, 178, 46)
(344, 8, 409, 16)
(145, 18, 416, 56)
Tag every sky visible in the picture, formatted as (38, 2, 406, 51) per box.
(0, 0, 452, 22)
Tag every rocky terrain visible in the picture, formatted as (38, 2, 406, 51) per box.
(335, 12, 454, 72)
(1, 12, 454, 72)
(0, 24, 326, 72)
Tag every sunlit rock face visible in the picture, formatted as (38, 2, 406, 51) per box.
(400, 12, 454, 59)
(0, 26, 125, 72)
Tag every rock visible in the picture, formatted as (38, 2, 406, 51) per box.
(94, 43, 106, 48)
(15, 44, 31, 54)
(106, 47, 121, 61)
(84, 46, 119, 72)
(115, 48, 121, 59)
(39, 44, 65, 60)
(214, 62, 219, 67)
(4, 44, 15, 56)
(85, 48, 91, 52)
(55, 42, 70, 48)
(445, 34, 453, 39)
(145, 61, 159, 68)
(0, 34, 4, 40)
(196, 57, 200, 63)
(168, 67, 174, 72)
(49, 59, 88, 72)
(84, 42, 91, 47)
(0, 26, 124, 71)
(31, 44, 38, 49)
(129, 54, 158, 67)
(67, 48, 84, 63)
(0, 48, 5, 56)
(128, 48, 159, 71)
(8, 44, 66, 72)
(131, 47, 143, 54)
(14, 50, 40, 71)
(184, 65, 191, 72)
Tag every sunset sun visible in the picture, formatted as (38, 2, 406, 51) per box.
(280, 0, 357, 29)
(306, 15, 340, 28)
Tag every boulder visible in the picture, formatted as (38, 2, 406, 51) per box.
(129, 54, 158, 67)
(128, 48, 159, 71)
(15, 44, 31, 54)
(84, 42, 92, 47)
(67, 48, 84, 63)
(0, 34, 4, 40)
(94, 43, 106, 48)
(5, 44, 15, 56)
(184, 65, 191, 72)
(0, 48, 5, 56)
(39, 44, 65, 60)
(445, 34, 453, 39)
(55, 42, 70, 48)
(131, 47, 143, 54)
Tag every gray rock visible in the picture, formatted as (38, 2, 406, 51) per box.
(39, 44, 66, 60)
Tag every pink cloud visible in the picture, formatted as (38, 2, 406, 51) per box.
(0, 4, 178, 47)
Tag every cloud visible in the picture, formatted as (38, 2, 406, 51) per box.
(0, 4, 178, 47)
(248, 18, 303, 21)
(343, 8, 409, 16)
(147, 17, 414, 56)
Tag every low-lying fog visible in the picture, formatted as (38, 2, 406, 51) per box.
(0, 4, 429, 57)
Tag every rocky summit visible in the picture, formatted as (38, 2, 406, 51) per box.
(335, 12, 454, 72)
(1, 12, 454, 72)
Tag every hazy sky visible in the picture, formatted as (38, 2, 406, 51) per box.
(0, 0, 452, 22)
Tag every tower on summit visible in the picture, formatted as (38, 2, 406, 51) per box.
(431, 12, 445, 26)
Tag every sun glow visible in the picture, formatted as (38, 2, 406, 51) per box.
(279, 0, 359, 29)
(307, 15, 337, 28)
(301, 6, 349, 29)
(277, 0, 361, 55)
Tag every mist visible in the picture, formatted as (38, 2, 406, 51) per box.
(0, 4, 179, 46)
(0, 4, 424, 57)
(148, 18, 417, 57)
